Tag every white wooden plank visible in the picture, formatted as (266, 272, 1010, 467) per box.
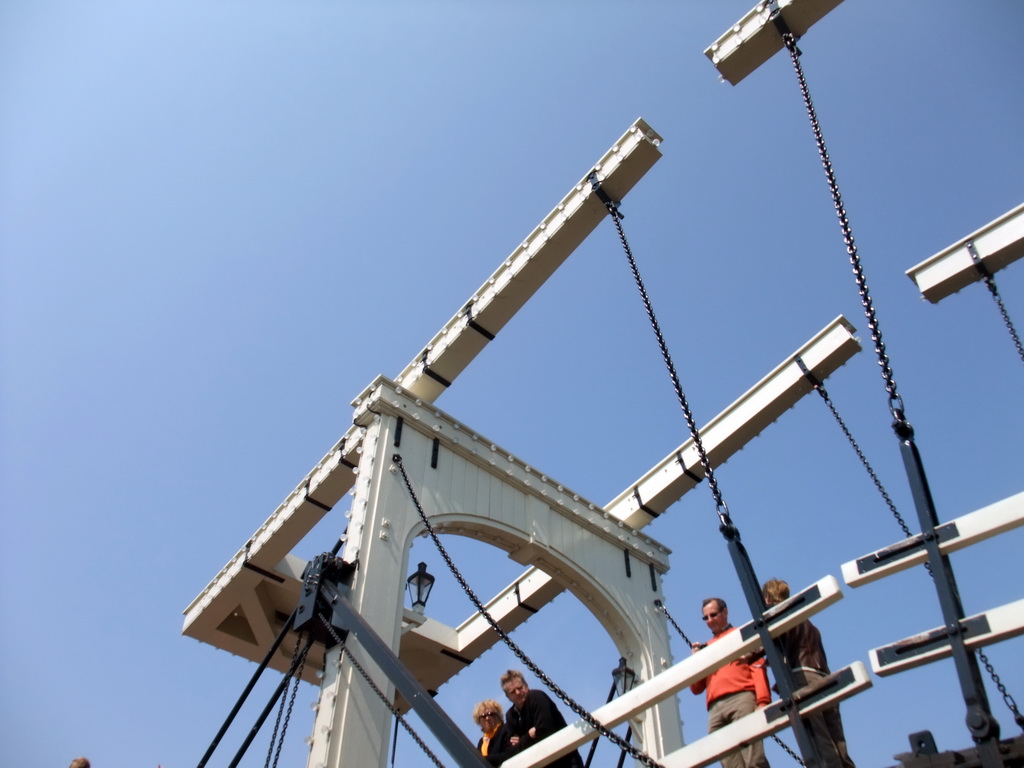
(659, 663, 871, 768)
(842, 491, 1024, 587)
(870, 598, 1024, 677)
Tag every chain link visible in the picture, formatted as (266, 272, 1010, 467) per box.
(807, 380, 935, 578)
(977, 647, 1024, 731)
(606, 209, 732, 529)
(273, 637, 310, 768)
(771, 734, 806, 766)
(653, 600, 695, 648)
(781, 30, 1024, 735)
(317, 614, 450, 768)
(780, 33, 903, 420)
(392, 455, 666, 768)
(264, 633, 313, 768)
(976, 266, 1024, 366)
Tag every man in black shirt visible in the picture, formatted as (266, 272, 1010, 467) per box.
(499, 669, 583, 768)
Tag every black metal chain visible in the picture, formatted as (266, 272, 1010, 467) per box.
(969, 244, 1024, 366)
(812, 384, 911, 535)
(978, 648, 1024, 730)
(601, 200, 732, 529)
(264, 632, 312, 768)
(796, 363, 930, 580)
(391, 454, 666, 768)
(596, 175, 829, 763)
(317, 613, 449, 768)
(780, 26, 1024, 735)
(771, 734, 806, 766)
(779, 31, 904, 423)
(980, 277, 1024, 365)
(653, 600, 696, 648)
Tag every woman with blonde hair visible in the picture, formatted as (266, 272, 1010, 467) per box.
(472, 698, 514, 765)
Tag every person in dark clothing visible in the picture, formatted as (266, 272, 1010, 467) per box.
(499, 669, 584, 768)
(473, 698, 515, 766)
(762, 579, 856, 768)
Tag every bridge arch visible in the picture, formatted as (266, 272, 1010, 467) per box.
(305, 376, 682, 768)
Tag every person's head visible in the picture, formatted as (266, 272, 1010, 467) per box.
(473, 699, 505, 732)
(69, 759, 91, 768)
(500, 669, 530, 709)
(762, 579, 790, 607)
(701, 597, 729, 635)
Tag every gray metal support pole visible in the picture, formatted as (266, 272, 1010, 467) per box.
(320, 580, 490, 768)
(893, 421, 1002, 767)
(720, 523, 825, 768)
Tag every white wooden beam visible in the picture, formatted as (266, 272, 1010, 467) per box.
(394, 117, 663, 402)
(658, 663, 871, 768)
(906, 202, 1024, 303)
(704, 0, 845, 86)
(870, 598, 1024, 677)
(607, 316, 860, 528)
(842, 491, 1024, 587)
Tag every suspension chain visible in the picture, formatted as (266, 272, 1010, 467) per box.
(799, 367, 926, 577)
(604, 206, 732, 528)
(780, 26, 1023, 734)
(969, 244, 1024, 366)
(771, 734, 806, 766)
(812, 383, 915, 537)
(779, 31, 903, 421)
(653, 600, 696, 648)
(392, 455, 665, 768)
(809, 378, 934, 571)
(264, 633, 313, 768)
(978, 648, 1024, 730)
(981, 276, 1024, 365)
(317, 614, 449, 768)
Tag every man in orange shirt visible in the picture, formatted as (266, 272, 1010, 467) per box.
(690, 597, 771, 768)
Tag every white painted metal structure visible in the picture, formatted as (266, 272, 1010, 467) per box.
(905, 202, 1024, 303)
(184, 117, 868, 768)
(703, 0, 846, 86)
(306, 377, 682, 767)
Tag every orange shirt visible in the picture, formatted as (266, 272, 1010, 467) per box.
(690, 626, 771, 709)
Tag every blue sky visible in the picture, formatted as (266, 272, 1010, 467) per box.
(2, 2, 1022, 767)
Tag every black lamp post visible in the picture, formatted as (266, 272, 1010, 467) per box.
(406, 562, 435, 611)
(611, 657, 637, 697)
(612, 657, 639, 768)
(584, 657, 639, 768)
